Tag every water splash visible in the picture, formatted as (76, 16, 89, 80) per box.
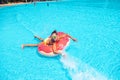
(60, 52, 110, 80)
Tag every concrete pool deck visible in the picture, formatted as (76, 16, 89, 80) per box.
(0, 1, 58, 7)
(0, 2, 28, 7)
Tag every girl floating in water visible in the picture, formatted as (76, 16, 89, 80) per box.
(21, 30, 77, 54)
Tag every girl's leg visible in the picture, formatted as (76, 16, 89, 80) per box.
(21, 44, 38, 49)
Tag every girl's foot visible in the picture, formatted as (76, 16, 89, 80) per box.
(21, 45, 24, 49)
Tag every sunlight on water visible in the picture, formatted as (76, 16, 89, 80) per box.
(60, 52, 110, 80)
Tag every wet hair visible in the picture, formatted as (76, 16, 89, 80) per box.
(51, 30, 57, 35)
(50, 30, 57, 42)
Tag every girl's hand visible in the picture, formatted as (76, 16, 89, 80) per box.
(72, 38, 77, 42)
(34, 35, 37, 38)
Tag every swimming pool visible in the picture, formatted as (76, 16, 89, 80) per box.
(0, 1, 120, 80)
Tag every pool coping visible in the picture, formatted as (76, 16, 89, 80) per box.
(0, 1, 57, 7)
(0, 2, 27, 7)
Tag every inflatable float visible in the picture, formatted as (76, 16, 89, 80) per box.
(38, 32, 70, 57)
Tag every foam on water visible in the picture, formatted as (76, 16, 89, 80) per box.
(60, 52, 110, 80)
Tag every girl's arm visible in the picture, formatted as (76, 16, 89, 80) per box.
(34, 35, 44, 41)
(66, 34, 77, 42)
(59, 34, 77, 42)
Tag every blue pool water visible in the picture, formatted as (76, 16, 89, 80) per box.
(0, 1, 120, 80)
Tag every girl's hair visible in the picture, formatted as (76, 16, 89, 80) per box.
(51, 30, 57, 35)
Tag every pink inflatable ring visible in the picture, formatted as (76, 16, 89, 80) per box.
(38, 32, 70, 57)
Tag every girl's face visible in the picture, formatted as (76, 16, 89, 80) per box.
(51, 33, 57, 41)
